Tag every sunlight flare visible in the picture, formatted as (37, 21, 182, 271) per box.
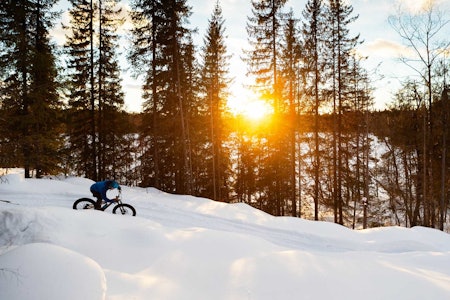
(227, 93, 273, 122)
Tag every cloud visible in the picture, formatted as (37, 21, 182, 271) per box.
(359, 38, 415, 59)
(395, 0, 449, 14)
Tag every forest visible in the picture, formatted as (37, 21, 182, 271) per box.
(0, 0, 449, 231)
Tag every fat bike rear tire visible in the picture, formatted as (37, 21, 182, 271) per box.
(73, 198, 96, 210)
(113, 204, 136, 216)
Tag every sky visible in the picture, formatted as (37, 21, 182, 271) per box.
(51, 0, 450, 112)
(1, 169, 450, 299)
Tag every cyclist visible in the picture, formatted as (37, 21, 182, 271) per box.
(90, 180, 122, 210)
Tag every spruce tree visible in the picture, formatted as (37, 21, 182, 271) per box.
(64, 0, 125, 181)
(64, 0, 97, 179)
(301, 0, 326, 220)
(325, 0, 360, 224)
(245, 0, 288, 215)
(280, 10, 302, 216)
(128, 0, 164, 188)
(0, 0, 61, 177)
(97, 0, 126, 180)
(129, 0, 195, 193)
(199, 1, 231, 201)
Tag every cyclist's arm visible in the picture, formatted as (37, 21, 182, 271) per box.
(101, 190, 112, 202)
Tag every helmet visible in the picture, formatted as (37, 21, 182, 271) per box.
(110, 181, 119, 189)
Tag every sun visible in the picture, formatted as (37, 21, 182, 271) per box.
(227, 94, 273, 122)
(242, 100, 273, 120)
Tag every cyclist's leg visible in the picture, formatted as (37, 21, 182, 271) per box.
(91, 190, 102, 210)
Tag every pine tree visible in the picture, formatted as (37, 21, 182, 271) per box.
(245, 0, 288, 215)
(64, 0, 97, 179)
(64, 0, 125, 181)
(324, 0, 360, 224)
(347, 55, 373, 229)
(246, 0, 287, 110)
(199, 0, 231, 201)
(280, 10, 302, 216)
(128, 0, 164, 188)
(178, 33, 198, 195)
(97, 0, 126, 180)
(0, 0, 61, 178)
(129, 0, 195, 193)
(301, 0, 326, 220)
(28, 0, 61, 178)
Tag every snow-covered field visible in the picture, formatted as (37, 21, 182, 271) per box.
(1, 172, 450, 300)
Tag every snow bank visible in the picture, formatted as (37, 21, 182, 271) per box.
(0, 175, 450, 299)
(0, 243, 106, 300)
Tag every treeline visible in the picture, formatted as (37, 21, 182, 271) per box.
(0, 0, 449, 230)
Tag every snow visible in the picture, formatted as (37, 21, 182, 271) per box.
(1, 172, 450, 300)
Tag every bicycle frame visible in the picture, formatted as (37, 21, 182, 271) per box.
(100, 199, 122, 211)
(99, 189, 122, 210)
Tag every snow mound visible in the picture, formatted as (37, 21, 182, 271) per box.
(0, 173, 24, 186)
(1, 175, 450, 299)
(0, 243, 106, 300)
(0, 208, 53, 247)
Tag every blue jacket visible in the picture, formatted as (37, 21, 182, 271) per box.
(90, 180, 121, 202)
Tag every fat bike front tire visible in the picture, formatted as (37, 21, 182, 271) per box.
(113, 204, 136, 216)
(73, 198, 96, 210)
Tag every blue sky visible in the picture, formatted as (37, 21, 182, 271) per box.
(52, 0, 450, 112)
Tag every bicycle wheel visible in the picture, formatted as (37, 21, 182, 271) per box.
(73, 198, 96, 210)
(112, 203, 136, 216)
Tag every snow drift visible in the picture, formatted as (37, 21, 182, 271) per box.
(0, 172, 449, 299)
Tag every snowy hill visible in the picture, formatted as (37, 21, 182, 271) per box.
(1, 173, 450, 300)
